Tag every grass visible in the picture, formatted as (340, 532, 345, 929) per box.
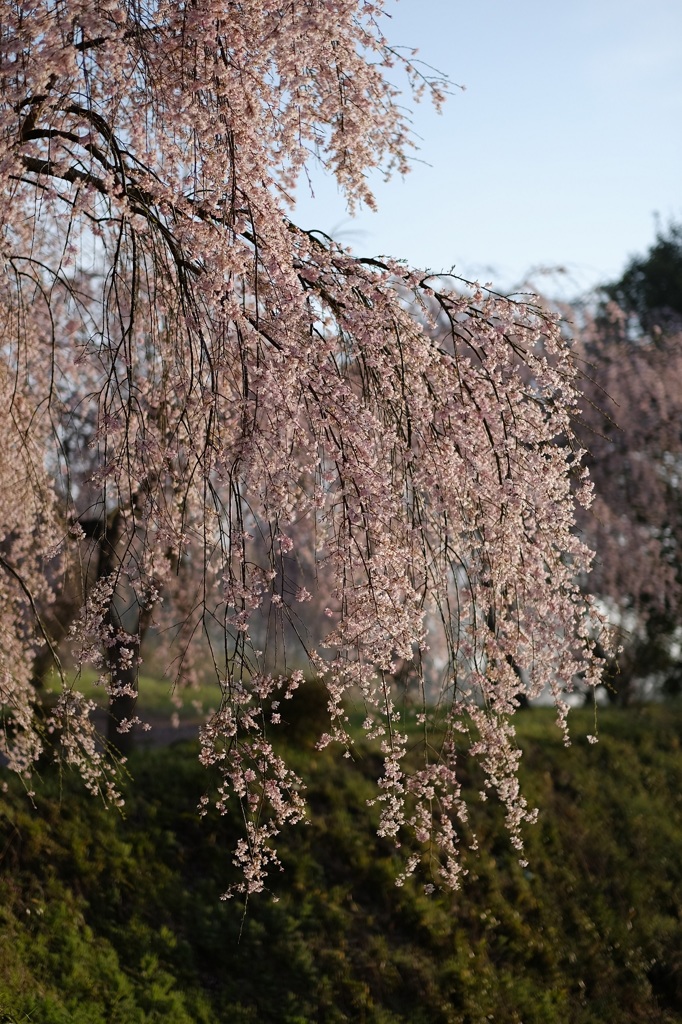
(0, 703, 681, 1022)
(44, 666, 220, 721)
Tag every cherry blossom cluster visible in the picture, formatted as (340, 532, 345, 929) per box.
(0, 0, 605, 892)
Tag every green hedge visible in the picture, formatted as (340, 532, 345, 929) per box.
(1, 705, 681, 1023)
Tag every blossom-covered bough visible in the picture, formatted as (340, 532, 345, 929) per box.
(0, 0, 605, 894)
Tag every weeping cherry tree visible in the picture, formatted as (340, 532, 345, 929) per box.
(0, 0, 604, 894)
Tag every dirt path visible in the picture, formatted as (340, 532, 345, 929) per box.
(90, 709, 203, 749)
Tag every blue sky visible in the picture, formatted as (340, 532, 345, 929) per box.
(293, 0, 682, 299)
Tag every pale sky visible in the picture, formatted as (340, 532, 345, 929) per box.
(293, 0, 682, 299)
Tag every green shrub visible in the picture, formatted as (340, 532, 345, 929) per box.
(0, 706, 681, 1022)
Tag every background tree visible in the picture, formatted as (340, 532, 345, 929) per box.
(603, 220, 682, 336)
(575, 319, 682, 702)
(0, 0, 604, 894)
(573, 227, 682, 702)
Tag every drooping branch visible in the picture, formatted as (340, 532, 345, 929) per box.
(0, 0, 606, 896)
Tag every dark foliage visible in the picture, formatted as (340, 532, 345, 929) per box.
(604, 221, 682, 335)
(1, 706, 681, 1023)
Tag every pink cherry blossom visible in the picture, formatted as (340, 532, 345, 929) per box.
(0, 0, 605, 893)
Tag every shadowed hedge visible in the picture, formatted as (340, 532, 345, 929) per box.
(1, 704, 681, 1023)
